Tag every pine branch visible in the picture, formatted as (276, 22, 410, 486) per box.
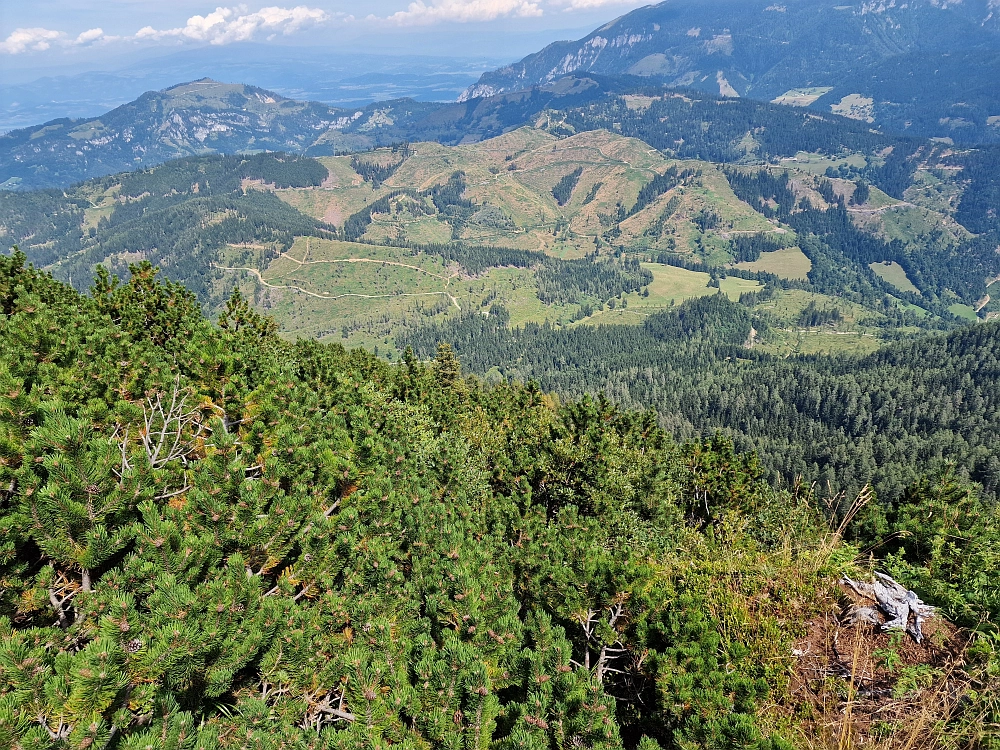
(302, 690, 356, 732)
(38, 714, 71, 740)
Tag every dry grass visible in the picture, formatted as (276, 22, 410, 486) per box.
(775, 486, 1000, 749)
(735, 246, 813, 280)
(792, 623, 989, 750)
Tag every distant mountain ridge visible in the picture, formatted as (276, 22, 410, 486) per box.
(1, 73, 892, 190)
(0, 79, 346, 190)
(6, 1, 1000, 191)
(1, 76, 628, 190)
(0, 47, 504, 133)
(463, 0, 1000, 143)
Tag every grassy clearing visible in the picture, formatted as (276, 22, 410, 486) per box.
(277, 182, 382, 228)
(870, 261, 920, 294)
(756, 289, 871, 325)
(82, 205, 114, 231)
(632, 263, 718, 307)
(867, 203, 970, 251)
(751, 288, 889, 355)
(897, 300, 930, 318)
(949, 303, 978, 321)
(762, 328, 883, 356)
(735, 246, 812, 280)
(285, 237, 451, 273)
(585, 264, 764, 320)
(228, 235, 588, 352)
(219, 237, 462, 352)
(263, 258, 447, 299)
(689, 168, 778, 235)
(719, 276, 763, 299)
(365, 214, 454, 245)
(491, 268, 582, 328)
(830, 94, 875, 122)
(780, 151, 867, 175)
(771, 87, 834, 107)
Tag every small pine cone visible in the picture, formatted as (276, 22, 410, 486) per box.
(125, 638, 143, 653)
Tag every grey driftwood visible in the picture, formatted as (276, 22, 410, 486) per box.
(841, 573, 936, 643)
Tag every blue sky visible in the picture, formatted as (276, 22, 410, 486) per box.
(1, 1, 654, 68)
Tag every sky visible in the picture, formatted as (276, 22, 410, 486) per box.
(0, 0, 656, 75)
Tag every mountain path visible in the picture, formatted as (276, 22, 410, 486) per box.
(847, 201, 915, 215)
(214, 263, 461, 309)
(278, 250, 459, 283)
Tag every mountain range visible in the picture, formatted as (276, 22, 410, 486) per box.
(7, 0, 1000, 192)
(0, 70, 917, 191)
(0, 46, 506, 134)
(464, 0, 1000, 143)
(1, 76, 621, 190)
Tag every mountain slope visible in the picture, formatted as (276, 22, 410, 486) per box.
(6, 121, 1000, 353)
(0, 72, 905, 191)
(0, 80, 349, 190)
(0, 76, 621, 190)
(464, 0, 1000, 143)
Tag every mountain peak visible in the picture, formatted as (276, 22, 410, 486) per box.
(462, 0, 1000, 110)
(160, 78, 279, 99)
(163, 77, 226, 91)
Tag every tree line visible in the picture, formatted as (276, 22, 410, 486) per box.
(0, 252, 996, 749)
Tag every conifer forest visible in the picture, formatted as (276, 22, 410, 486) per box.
(4, 0, 1000, 746)
(1, 249, 998, 749)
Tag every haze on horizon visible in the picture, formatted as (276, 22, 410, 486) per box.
(1, 0, 654, 79)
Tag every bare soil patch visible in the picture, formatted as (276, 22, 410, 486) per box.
(789, 582, 969, 746)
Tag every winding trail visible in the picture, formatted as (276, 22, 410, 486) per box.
(214, 263, 461, 309)
(847, 201, 914, 215)
(277, 250, 458, 283)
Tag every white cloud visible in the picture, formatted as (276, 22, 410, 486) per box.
(384, 0, 543, 26)
(134, 5, 330, 45)
(1, 0, 646, 54)
(0, 27, 65, 54)
(1, 6, 330, 55)
(74, 28, 106, 45)
(549, 0, 646, 9)
(0, 26, 110, 54)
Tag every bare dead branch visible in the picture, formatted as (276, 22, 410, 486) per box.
(140, 376, 201, 470)
(48, 588, 69, 628)
(301, 690, 356, 732)
(156, 484, 191, 501)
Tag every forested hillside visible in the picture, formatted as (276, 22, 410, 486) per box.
(400, 294, 1000, 507)
(0, 153, 337, 310)
(1, 253, 998, 749)
(5, 119, 1000, 361)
